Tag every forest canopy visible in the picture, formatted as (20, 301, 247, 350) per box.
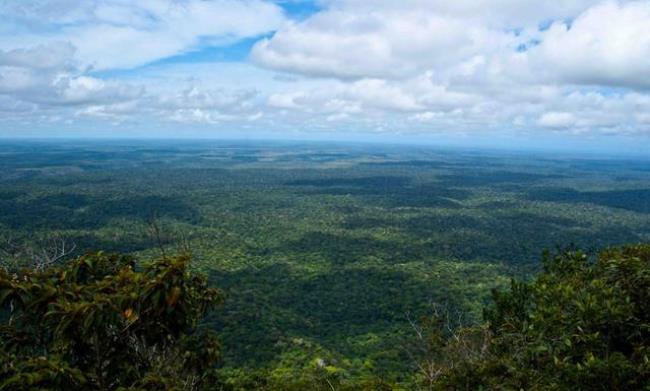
(1, 142, 649, 389)
(0, 252, 222, 390)
(1, 244, 649, 390)
(428, 244, 650, 390)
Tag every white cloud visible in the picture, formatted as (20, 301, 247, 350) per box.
(0, 0, 286, 70)
(532, 1, 650, 89)
(410, 111, 443, 122)
(247, 0, 650, 138)
(253, 1, 646, 81)
(0, 43, 144, 108)
(251, 8, 515, 79)
(318, 0, 603, 26)
(0, 0, 649, 142)
(253, 1, 650, 90)
(268, 91, 306, 109)
(538, 112, 576, 128)
(0, 43, 77, 70)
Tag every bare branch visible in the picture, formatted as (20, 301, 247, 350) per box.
(146, 213, 168, 259)
(0, 234, 76, 272)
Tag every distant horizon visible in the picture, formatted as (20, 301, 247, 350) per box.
(1, 133, 648, 159)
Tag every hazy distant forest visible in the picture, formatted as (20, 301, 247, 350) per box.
(1, 140, 649, 390)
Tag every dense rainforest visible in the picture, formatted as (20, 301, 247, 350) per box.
(0, 140, 649, 389)
(2, 245, 649, 389)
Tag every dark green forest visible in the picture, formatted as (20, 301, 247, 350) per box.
(1, 140, 649, 389)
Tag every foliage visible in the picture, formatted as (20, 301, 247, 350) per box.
(424, 245, 650, 390)
(0, 140, 649, 386)
(0, 252, 222, 390)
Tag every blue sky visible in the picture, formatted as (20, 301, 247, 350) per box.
(0, 0, 649, 153)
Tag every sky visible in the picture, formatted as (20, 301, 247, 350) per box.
(0, 0, 649, 152)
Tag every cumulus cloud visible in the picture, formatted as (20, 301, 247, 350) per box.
(0, 0, 649, 140)
(318, 0, 603, 26)
(251, 8, 513, 79)
(0, 43, 143, 109)
(538, 112, 576, 129)
(0, 0, 286, 70)
(0, 1, 281, 128)
(0, 43, 77, 70)
(0, 43, 260, 128)
(152, 85, 260, 123)
(248, 0, 650, 137)
(532, 1, 650, 89)
(253, 0, 649, 89)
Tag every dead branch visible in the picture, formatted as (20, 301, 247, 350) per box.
(0, 234, 76, 271)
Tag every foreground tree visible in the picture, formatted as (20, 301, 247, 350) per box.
(417, 244, 650, 390)
(0, 252, 222, 390)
